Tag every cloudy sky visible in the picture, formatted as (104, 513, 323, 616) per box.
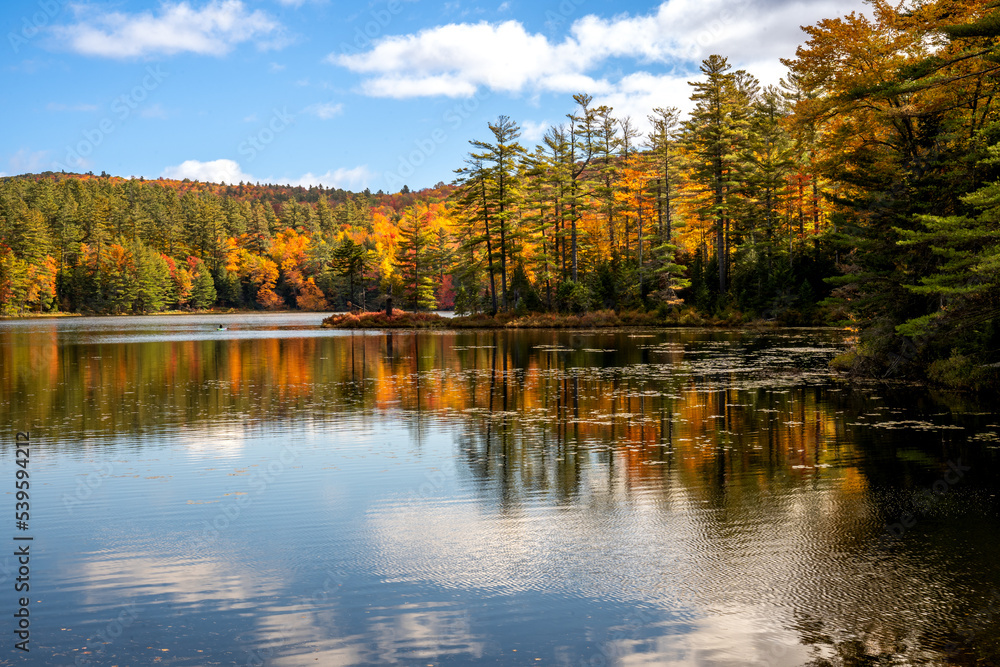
(1, 0, 867, 192)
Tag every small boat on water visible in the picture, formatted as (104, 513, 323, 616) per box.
(216, 324, 227, 331)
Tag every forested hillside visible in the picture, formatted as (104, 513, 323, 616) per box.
(0, 174, 452, 315)
(2, 0, 999, 387)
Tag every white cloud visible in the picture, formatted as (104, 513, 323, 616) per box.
(361, 74, 477, 98)
(330, 0, 868, 99)
(162, 158, 254, 183)
(304, 101, 344, 120)
(289, 166, 374, 190)
(519, 120, 550, 142)
(333, 20, 593, 98)
(161, 159, 373, 190)
(268, 62, 286, 72)
(46, 102, 98, 112)
(592, 71, 699, 134)
(52, 0, 286, 59)
(8, 149, 51, 174)
(538, 72, 611, 95)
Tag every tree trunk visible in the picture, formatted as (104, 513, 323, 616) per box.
(571, 193, 579, 283)
(481, 179, 499, 316)
(715, 162, 726, 294)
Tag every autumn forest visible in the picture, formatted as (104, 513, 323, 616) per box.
(2, 0, 1000, 389)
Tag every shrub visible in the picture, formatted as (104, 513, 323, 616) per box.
(321, 310, 445, 329)
(927, 353, 999, 390)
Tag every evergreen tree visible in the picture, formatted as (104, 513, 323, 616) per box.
(454, 155, 500, 314)
(132, 243, 170, 313)
(542, 125, 573, 283)
(684, 55, 755, 296)
(333, 236, 367, 307)
(316, 198, 335, 236)
(593, 105, 620, 253)
(566, 94, 598, 281)
(786, 0, 994, 372)
(395, 205, 437, 311)
(104, 244, 138, 314)
(190, 259, 217, 309)
(520, 142, 559, 309)
(0, 247, 30, 316)
(469, 115, 526, 310)
(894, 133, 1000, 373)
(247, 202, 272, 253)
(223, 198, 248, 238)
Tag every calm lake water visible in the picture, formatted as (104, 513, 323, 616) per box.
(1, 313, 999, 666)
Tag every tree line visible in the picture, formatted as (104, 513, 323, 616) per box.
(0, 174, 454, 316)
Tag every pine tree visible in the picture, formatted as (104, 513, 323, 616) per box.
(190, 259, 217, 310)
(104, 244, 137, 314)
(566, 94, 598, 281)
(247, 202, 272, 254)
(646, 107, 689, 306)
(53, 197, 81, 271)
(785, 1, 995, 371)
(132, 243, 170, 313)
(894, 134, 1000, 369)
(520, 142, 560, 309)
(618, 115, 643, 258)
(684, 55, 755, 296)
(548, 126, 575, 281)
(454, 155, 499, 314)
(395, 205, 437, 311)
(0, 246, 30, 316)
(593, 105, 620, 254)
(223, 198, 248, 238)
(469, 115, 526, 311)
(333, 236, 367, 307)
(316, 198, 335, 236)
(731, 85, 796, 309)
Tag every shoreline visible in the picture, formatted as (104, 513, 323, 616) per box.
(318, 309, 827, 331)
(0, 308, 318, 320)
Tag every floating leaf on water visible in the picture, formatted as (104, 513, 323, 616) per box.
(852, 420, 965, 431)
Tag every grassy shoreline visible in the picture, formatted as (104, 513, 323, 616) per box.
(320, 309, 790, 330)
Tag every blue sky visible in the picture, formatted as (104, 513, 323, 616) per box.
(1, 0, 867, 192)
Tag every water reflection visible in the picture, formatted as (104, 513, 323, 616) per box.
(1, 316, 998, 665)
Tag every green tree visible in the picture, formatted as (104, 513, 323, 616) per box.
(684, 55, 756, 296)
(333, 236, 367, 307)
(593, 105, 620, 253)
(469, 115, 526, 310)
(454, 155, 500, 314)
(786, 1, 999, 375)
(566, 94, 598, 281)
(132, 243, 170, 313)
(0, 246, 30, 316)
(190, 259, 217, 310)
(894, 135, 1000, 372)
(395, 206, 437, 311)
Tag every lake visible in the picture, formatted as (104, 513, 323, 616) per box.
(1, 313, 998, 666)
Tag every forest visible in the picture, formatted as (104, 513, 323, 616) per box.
(1, 0, 999, 388)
